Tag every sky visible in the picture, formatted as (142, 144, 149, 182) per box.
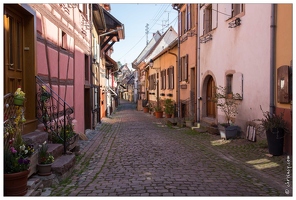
(109, 3, 178, 69)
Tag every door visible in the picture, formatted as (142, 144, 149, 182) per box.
(84, 88, 91, 129)
(4, 8, 24, 94)
(190, 67, 196, 121)
(206, 76, 216, 117)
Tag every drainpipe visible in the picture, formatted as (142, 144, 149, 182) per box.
(196, 4, 201, 123)
(90, 4, 94, 128)
(270, 4, 276, 115)
(173, 5, 181, 118)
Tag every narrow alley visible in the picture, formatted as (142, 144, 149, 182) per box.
(49, 100, 290, 196)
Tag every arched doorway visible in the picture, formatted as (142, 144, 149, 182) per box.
(206, 76, 216, 118)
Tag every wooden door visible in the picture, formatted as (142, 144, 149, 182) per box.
(206, 76, 216, 117)
(4, 8, 24, 94)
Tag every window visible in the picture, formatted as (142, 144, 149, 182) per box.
(149, 74, 156, 90)
(161, 70, 166, 90)
(179, 4, 196, 36)
(78, 4, 89, 19)
(203, 4, 212, 35)
(85, 54, 89, 81)
(232, 4, 244, 17)
(61, 31, 68, 50)
(181, 55, 188, 81)
(226, 74, 233, 94)
(168, 66, 174, 89)
(181, 10, 186, 35)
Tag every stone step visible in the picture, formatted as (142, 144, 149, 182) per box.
(200, 120, 219, 135)
(51, 154, 76, 181)
(47, 143, 64, 160)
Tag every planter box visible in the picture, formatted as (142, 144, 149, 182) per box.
(266, 128, 284, 156)
(218, 124, 240, 140)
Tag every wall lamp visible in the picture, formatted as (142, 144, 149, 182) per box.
(228, 18, 241, 28)
(149, 59, 160, 70)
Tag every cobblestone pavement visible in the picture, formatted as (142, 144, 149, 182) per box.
(50, 100, 292, 196)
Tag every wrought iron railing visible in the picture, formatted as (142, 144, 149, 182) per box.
(36, 76, 74, 154)
(181, 91, 195, 121)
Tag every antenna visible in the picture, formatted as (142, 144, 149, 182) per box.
(145, 23, 149, 45)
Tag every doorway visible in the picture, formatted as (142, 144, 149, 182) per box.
(206, 76, 216, 118)
(4, 8, 24, 94)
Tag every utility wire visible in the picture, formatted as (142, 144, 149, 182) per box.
(117, 4, 174, 61)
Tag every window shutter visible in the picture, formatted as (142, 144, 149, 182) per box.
(171, 68, 174, 89)
(224, 4, 232, 20)
(164, 69, 166, 89)
(212, 3, 218, 30)
(185, 54, 188, 80)
(187, 4, 191, 30)
(233, 72, 243, 99)
(199, 8, 205, 36)
(277, 65, 291, 103)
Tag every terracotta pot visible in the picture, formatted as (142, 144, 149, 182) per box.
(37, 163, 52, 176)
(4, 169, 29, 196)
(143, 107, 149, 113)
(155, 111, 163, 118)
(166, 114, 172, 118)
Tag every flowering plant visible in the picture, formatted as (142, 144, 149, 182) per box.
(4, 88, 34, 174)
(14, 87, 26, 99)
(4, 124, 34, 174)
(38, 141, 54, 164)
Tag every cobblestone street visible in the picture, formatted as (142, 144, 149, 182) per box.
(49, 100, 291, 196)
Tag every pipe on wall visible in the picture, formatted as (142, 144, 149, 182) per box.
(270, 4, 276, 115)
(196, 4, 201, 123)
(172, 5, 181, 118)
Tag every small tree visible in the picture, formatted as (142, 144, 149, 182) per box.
(213, 85, 242, 126)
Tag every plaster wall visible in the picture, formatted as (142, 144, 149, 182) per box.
(200, 4, 272, 129)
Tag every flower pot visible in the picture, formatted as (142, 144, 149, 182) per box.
(4, 169, 29, 196)
(266, 128, 284, 156)
(143, 107, 149, 113)
(218, 124, 239, 140)
(37, 163, 52, 176)
(14, 97, 24, 106)
(166, 114, 172, 118)
(155, 111, 163, 118)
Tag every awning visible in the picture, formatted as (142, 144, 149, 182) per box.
(105, 54, 118, 71)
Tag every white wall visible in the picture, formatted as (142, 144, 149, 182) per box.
(200, 4, 272, 129)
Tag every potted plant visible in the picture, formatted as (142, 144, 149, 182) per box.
(154, 105, 163, 118)
(164, 98, 174, 118)
(52, 124, 78, 151)
(143, 101, 150, 113)
(255, 106, 288, 156)
(37, 141, 54, 176)
(213, 85, 242, 139)
(13, 86, 26, 106)
(4, 87, 35, 196)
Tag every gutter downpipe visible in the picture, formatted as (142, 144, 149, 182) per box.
(90, 4, 94, 128)
(173, 5, 181, 118)
(196, 3, 201, 123)
(270, 4, 276, 115)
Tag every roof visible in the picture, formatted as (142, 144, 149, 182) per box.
(105, 54, 118, 70)
(92, 4, 106, 32)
